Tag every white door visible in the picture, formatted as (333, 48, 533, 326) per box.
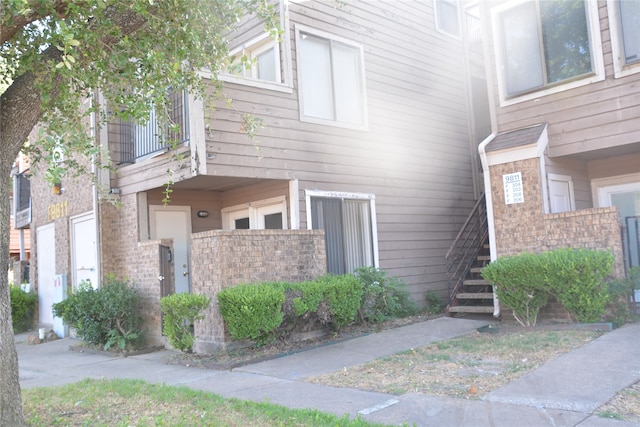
(36, 223, 56, 325)
(71, 213, 98, 289)
(150, 206, 191, 293)
(549, 174, 575, 213)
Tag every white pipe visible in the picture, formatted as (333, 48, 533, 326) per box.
(478, 133, 500, 318)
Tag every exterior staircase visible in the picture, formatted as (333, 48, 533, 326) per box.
(445, 194, 495, 316)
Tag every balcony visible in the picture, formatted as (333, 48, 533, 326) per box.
(108, 91, 190, 164)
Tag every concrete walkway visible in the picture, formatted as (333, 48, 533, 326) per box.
(16, 317, 640, 427)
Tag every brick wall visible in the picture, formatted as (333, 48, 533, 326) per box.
(490, 157, 625, 320)
(98, 193, 173, 345)
(191, 229, 326, 353)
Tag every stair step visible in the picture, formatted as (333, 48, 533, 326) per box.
(456, 292, 494, 299)
(463, 279, 491, 286)
(470, 267, 484, 274)
(448, 306, 495, 314)
(477, 255, 491, 261)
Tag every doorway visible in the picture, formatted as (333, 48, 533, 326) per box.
(598, 182, 640, 270)
(71, 213, 98, 289)
(36, 223, 55, 325)
(149, 205, 191, 293)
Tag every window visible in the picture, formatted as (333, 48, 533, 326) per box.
(306, 191, 378, 275)
(434, 0, 460, 37)
(228, 34, 281, 83)
(607, 0, 640, 77)
(494, 0, 603, 100)
(296, 26, 367, 129)
(222, 196, 288, 230)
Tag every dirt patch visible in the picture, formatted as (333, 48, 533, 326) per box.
(167, 313, 440, 369)
(307, 320, 605, 399)
(598, 380, 640, 422)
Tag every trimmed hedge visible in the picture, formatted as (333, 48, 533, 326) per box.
(481, 253, 549, 326)
(10, 285, 37, 333)
(217, 274, 364, 346)
(482, 248, 614, 326)
(161, 293, 211, 353)
(217, 283, 286, 346)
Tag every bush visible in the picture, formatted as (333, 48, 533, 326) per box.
(160, 293, 211, 353)
(10, 284, 37, 333)
(52, 276, 144, 350)
(482, 248, 615, 325)
(603, 266, 639, 327)
(217, 284, 285, 346)
(354, 267, 417, 323)
(314, 275, 364, 329)
(482, 253, 550, 327)
(424, 292, 445, 315)
(542, 248, 613, 323)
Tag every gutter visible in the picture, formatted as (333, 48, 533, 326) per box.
(478, 133, 500, 318)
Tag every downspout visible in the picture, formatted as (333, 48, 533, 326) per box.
(477, 0, 500, 319)
(91, 93, 102, 285)
(478, 135, 499, 318)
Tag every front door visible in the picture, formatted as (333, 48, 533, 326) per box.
(36, 223, 55, 325)
(150, 205, 191, 293)
(71, 213, 98, 289)
(599, 182, 640, 269)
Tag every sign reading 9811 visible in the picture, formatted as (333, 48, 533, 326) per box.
(503, 172, 524, 205)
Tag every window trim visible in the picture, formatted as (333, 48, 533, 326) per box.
(295, 24, 369, 131)
(222, 196, 288, 230)
(491, 0, 604, 107)
(304, 189, 379, 269)
(606, 0, 640, 78)
(207, 0, 292, 93)
(434, 0, 462, 39)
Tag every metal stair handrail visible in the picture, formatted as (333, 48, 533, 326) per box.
(445, 193, 488, 307)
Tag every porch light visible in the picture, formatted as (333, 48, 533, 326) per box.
(197, 210, 209, 218)
(52, 182, 62, 195)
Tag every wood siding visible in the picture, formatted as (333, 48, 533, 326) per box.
(110, 0, 478, 301)
(483, 0, 640, 160)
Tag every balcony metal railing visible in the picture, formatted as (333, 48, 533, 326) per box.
(110, 91, 190, 164)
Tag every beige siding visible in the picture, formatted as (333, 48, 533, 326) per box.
(545, 156, 592, 209)
(109, 0, 478, 301)
(484, 1, 640, 159)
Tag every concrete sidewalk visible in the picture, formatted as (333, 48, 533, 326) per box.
(16, 317, 640, 427)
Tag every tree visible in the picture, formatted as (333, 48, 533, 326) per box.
(0, 1, 276, 424)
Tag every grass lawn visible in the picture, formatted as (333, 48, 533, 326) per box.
(22, 378, 388, 427)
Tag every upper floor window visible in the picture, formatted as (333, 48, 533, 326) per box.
(228, 34, 281, 83)
(434, 0, 461, 37)
(296, 25, 367, 129)
(494, 0, 603, 102)
(607, 0, 640, 78)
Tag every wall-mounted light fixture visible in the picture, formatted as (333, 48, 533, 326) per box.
(196, 210, 209, 218)
(52, 182, 62, 195)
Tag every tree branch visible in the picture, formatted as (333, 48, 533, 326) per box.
(0, 0, 85, 44)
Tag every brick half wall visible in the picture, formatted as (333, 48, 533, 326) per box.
(191, 229, 326, 353)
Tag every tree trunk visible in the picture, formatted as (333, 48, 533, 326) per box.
(0, 151, 27, 425)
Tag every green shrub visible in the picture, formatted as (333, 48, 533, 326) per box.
(424, 291, 445, 315)
(603, 266, 639, 327)
(10, 284, 37, 333)
(482, 248, 615, 325)
(52, 276, 144, 350)
(542, 248, 613, 323)
(482, 253, 550, 326)
(314, 275, 364, 329)
(217, 284, 285, 346)
(354, 267, 417, 323)
(160, 293, 211, 353)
